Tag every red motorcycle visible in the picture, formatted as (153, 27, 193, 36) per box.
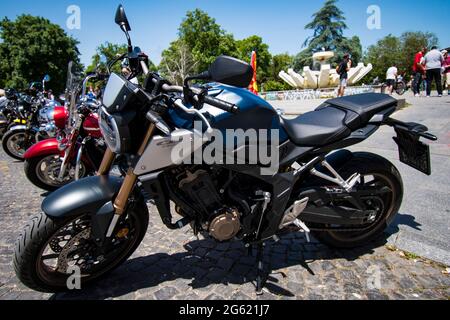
(23, 73, 107, 191)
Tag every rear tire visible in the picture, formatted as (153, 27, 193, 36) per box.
(312, 152, 403, 248)
(14, 197, 149, 293)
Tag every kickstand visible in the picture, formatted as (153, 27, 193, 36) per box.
(255, 243, 266, 295)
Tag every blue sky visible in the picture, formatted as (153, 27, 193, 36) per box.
(1, 0, 448, 67)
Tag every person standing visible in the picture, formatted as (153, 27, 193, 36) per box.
(337, 53, 351, 97)
(412, 47, 427, 97)
(442, 50, 450, 95)
(386, 65, 398, 95)
(423, 46, 444, 97)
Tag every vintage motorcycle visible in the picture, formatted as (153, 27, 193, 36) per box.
(14, 5, 437, 294)
(2, 80, 59, 160)
(23, 67, 107, 191)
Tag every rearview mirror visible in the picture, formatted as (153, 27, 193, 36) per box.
(115, 5, 131, 31)
(208, 56, 253, 88)
(43, 75, 51, 82)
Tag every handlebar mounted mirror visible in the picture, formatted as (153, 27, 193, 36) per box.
(208, 56, 253, 88)
(43, 75, 51, 83)
(115, 5, 131, 31)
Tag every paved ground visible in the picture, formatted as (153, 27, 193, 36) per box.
(0, 93, 449, 300)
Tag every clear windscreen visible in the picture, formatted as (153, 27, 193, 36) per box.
(64, 61, 82, 130)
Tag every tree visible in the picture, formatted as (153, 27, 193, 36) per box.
(297, 0, 362, 69)
(236, 36, 272, 82)
(0, 15, 80, 93)
(398, 32, 439, 75)
(87, 42, 157, 76)
(178, 9, 236, 73)
(159, 39, 197, 85)
(303, 0, 347, 51)
(364, 32, 439, 82)
(364, 35, 402, 81)
(265, 53, 293, 91)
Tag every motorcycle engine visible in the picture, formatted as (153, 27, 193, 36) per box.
(178, 169, 241, 242)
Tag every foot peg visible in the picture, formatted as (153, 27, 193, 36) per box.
(293, 219, 311, 243)
(280, 197, 309, 229)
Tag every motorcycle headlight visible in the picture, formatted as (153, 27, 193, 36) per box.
(99, 107, 122, 153)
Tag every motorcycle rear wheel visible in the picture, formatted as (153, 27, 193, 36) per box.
(14, 196, 149, 293)
(312, 152, 404, 248)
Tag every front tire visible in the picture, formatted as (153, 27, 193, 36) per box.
(24, 155, 88, 192)
(2, 129, 33, 161)
(14, 197, 149, 293)
(312, 152, 404, 248)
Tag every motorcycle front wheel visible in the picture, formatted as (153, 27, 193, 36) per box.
(14, 196, 149, 293)
(2, 129, 34, 161)
(24, 154, 88, 192)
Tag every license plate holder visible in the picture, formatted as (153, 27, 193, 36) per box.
(393, 129, 431, 175)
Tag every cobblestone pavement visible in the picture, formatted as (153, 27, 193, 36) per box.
(0, 149, 449, 300)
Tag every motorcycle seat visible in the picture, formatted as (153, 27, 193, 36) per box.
(281, 93, 397, 147)
(281, 107, 351, 147)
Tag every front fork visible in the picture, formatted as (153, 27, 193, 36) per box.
(98, 123, 156, 237)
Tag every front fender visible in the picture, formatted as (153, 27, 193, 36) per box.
(42, 175, 123, 219)
(24, 138, 62, 159)
(8, 125, 27, 132)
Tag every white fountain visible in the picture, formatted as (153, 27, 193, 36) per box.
(279, 51, 373, 89)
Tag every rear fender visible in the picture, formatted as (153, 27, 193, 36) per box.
(23, 138, 62, 159)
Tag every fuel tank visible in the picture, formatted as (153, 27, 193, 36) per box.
(169, 85, 288, 143)
(83, 113, 102, 139)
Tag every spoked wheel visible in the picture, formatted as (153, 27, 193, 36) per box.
(24, 154, 87, 191)
(2, 129, 33, 161)
(14, 197, 149, 293)
(396, 82, 406, 95)
(312, 152, 404, 248)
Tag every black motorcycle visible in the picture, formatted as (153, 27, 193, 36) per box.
(1, 87, 57, 160)
(14, 5, 437, 294)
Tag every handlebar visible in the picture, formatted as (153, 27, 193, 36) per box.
(203, 95, 239, 114)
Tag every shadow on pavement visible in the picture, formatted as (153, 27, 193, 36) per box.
(53, 234, 388, 300)
(387, 212, 422, 234)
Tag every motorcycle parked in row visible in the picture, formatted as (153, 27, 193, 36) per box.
(2, 78, 60, 161)
(14, 5, 437, 294)
(24, 66, 107, 191)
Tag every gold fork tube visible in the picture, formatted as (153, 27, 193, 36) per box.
(113, 123, 156, 215)
(98, 148, 116, 176)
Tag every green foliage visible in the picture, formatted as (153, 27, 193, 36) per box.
(269, 53, 294, 80)
(236, 36, 272, 82)
(263, 80, 292, 92)
(87, 42, 156, 78)
(299, 0, 362, 69)
(178, 9, 236, 73)
(365, 32, 439, 82)
(0, 15, 81, 94)
(303, 0, 347, 51)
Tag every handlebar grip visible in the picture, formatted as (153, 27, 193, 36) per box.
(203, 96, 239, 114)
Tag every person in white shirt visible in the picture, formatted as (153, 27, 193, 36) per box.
(386, 65, 398, 95)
